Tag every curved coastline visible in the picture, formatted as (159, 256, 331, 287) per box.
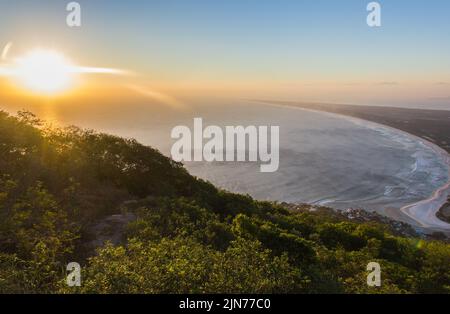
(257, 101, 450, 232)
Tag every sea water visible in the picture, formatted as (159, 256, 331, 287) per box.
(15, 99, 449, 221)
(132, 100, 449, 219)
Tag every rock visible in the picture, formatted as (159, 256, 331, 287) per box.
(86, 212, 137, 252)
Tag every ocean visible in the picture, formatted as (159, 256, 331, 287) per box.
(187, 105, 449, 217)
(91, 100, 448, 223)
(5, 99, 449, 226)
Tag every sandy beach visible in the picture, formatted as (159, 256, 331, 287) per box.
(259, 101, 450, 233)
(400, 146, 450, 232)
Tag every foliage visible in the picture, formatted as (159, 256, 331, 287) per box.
(0, 110, 449, 294)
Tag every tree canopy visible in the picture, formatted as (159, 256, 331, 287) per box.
(0, 111, 449, 294)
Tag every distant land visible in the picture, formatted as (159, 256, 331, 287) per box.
(255, 100, 450, 225)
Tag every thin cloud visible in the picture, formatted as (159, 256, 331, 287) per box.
(1, 42, 12, 60)
(428, 96, 450, 100)
(376, 81, 400, 86)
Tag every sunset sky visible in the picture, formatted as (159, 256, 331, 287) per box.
(1, 0, 450, 109)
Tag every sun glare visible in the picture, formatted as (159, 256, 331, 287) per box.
(14, 49, 74, 94)
(0, 46, 126, 96)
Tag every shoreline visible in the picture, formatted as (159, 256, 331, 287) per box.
(399, 147, 450, 232)
(256, 100, 450, 233)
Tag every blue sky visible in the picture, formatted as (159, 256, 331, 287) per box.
(1, 0, 450, 106)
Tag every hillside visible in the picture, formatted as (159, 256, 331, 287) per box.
(0, 110, 449, 294)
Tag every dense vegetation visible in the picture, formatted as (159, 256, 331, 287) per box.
(0, 110, 449, 294)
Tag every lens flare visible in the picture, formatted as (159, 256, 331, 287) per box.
(0, 47, 127, 96)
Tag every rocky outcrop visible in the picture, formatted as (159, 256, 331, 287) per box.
(86, 212, 137, 252)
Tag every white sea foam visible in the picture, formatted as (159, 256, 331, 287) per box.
(82, 99, 450, 232)
(182, 102, 450, 232)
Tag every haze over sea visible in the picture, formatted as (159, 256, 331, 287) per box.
(66, 99, 447, 222)
(200, 104, 449, 215)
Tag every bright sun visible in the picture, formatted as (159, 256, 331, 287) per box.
(14, 49, 74, 94)
(0, 46, 125, 96)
